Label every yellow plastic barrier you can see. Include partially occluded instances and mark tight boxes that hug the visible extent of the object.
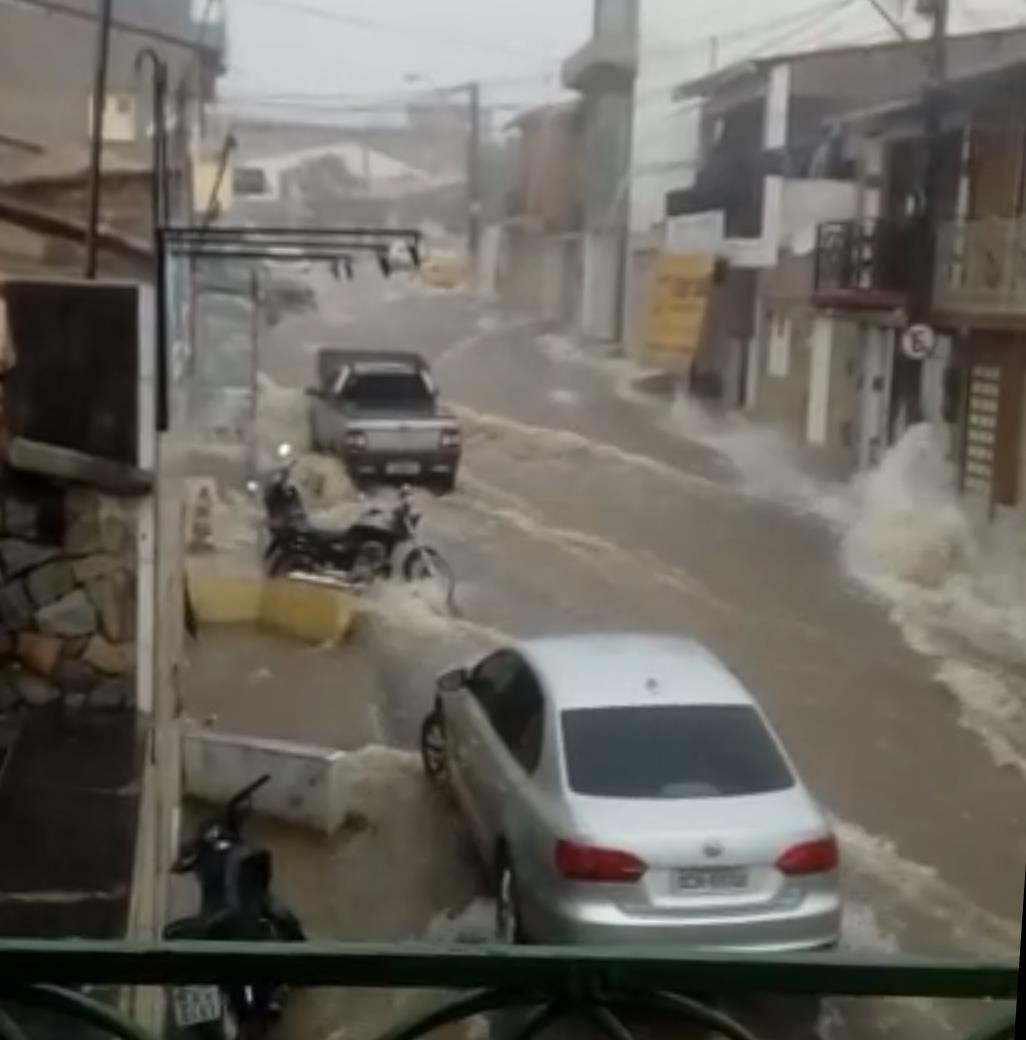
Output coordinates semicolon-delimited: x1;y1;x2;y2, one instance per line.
261;577;355;644
185;561;355;644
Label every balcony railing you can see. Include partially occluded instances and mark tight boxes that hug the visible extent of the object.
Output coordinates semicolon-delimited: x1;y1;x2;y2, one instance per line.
934;218;1026;316
813;219;916;310
0;941;1018;1040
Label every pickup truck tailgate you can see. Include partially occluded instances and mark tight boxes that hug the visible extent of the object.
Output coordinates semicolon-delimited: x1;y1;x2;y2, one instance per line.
362;423;442;453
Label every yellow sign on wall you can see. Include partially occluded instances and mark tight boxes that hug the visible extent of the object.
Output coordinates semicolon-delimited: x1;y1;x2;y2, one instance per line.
645;253;715;358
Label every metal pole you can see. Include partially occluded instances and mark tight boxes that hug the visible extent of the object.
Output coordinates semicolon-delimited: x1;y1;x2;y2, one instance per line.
202;133;237;228
248;267;260;478
904;0;948;421
137;49;171;430
466;81;482;290
85;0;114;278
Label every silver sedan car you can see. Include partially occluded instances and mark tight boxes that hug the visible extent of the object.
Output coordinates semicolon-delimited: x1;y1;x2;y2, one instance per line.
420;634;841;950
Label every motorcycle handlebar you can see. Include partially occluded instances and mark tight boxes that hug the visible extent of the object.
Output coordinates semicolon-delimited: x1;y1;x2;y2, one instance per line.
227;774;271;814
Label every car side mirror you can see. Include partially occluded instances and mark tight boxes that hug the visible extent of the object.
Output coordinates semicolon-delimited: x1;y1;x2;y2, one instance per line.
437;668;468;693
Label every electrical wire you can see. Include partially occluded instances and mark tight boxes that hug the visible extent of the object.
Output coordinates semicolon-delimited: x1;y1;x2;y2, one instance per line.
228;0;551;59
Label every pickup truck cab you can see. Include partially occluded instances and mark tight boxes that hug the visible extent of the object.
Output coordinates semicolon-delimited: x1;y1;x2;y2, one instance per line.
307;349;461;493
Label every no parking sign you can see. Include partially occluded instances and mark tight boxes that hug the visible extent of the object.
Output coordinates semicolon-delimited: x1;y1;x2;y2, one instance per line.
901;323;937;361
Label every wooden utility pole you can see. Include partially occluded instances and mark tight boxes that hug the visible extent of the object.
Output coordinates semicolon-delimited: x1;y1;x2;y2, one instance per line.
466;81;482;290
248;267;261;478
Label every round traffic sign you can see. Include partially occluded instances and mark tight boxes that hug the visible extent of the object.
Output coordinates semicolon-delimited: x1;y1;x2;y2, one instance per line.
901;323;936;361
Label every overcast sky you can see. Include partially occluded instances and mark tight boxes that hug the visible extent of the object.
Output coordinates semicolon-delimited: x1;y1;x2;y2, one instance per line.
223;0;592;108
221;0;1026;122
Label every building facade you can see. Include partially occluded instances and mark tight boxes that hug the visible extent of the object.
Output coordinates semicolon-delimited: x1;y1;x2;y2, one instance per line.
498;101;583;324
819;50;1026;513
561;0;638;343
659;28;1026;477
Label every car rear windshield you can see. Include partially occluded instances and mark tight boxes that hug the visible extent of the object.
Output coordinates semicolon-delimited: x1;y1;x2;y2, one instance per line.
340;371;433;411
561;705;794;799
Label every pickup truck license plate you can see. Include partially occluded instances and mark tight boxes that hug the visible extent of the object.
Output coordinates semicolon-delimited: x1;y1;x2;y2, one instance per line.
172;986;222;1027
676;867;748;892
386;461;421;476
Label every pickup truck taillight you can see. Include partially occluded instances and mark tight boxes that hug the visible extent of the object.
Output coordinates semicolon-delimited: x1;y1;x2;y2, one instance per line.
344;430;368;451
439;428;461;450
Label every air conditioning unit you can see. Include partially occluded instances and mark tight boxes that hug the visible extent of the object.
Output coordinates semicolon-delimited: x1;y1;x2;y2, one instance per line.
86;93;138;143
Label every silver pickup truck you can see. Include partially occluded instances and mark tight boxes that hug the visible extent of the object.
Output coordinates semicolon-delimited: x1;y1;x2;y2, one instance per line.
307;349;462;492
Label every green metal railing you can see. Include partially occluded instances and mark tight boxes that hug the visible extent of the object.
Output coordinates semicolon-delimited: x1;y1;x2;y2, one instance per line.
0;941;1019;1040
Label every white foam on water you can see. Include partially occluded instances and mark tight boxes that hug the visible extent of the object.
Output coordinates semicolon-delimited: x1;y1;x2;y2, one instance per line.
455;404;724;497
840;901;900;954
425;898;496;944
661;395;853;525
645;394;1026;774
256;371;308;463
456;469;719;609
335;744;423;823
839;426;1026;775
837;820;1020;956
547;388;580;408
475;314;504;334
362;579;508;650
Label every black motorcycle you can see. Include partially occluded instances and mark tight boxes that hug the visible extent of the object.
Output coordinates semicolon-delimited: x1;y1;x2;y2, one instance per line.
163;776;304;1040
260;446;452;592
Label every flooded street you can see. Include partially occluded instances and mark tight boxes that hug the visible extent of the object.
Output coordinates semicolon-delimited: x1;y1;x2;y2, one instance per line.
180;270;1023;1040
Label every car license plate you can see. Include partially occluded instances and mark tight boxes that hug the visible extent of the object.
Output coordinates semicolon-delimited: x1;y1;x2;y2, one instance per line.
386;461;421;476
676;867;748;892
172;986;222;1027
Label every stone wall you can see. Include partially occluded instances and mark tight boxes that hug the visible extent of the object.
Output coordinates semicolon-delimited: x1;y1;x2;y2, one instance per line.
0;475;136;713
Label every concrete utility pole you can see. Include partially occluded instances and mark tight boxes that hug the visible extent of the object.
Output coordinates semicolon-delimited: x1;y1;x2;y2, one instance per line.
85;0;114;278
248;267;261;478
404;75;483;285
912;0;949;322
894;0;948;427
466;80;482;290
918;0;952;303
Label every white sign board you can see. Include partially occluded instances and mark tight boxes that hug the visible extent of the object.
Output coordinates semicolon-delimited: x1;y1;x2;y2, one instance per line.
666;211;724;254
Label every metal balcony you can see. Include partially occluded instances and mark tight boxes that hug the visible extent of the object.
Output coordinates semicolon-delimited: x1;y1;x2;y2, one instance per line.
0;940;1018;1040
934;217;1026;317
812;219;916;311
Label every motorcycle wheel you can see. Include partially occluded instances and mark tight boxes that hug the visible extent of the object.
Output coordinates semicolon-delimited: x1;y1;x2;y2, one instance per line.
402;546;448;582
420;710;449;784
351;541;389;583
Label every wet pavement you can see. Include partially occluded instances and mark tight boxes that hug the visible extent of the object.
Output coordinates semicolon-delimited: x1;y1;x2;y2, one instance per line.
182;269;1023;1040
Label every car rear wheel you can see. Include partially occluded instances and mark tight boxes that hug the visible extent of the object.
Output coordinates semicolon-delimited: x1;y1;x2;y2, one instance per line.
495;851;525;944
420;711;448;784
434;472;456;495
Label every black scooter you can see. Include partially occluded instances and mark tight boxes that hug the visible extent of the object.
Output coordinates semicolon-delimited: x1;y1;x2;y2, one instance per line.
163;776;304;1040
260;444;451;590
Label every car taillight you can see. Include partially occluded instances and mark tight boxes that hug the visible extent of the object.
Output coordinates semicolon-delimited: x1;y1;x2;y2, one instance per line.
555;840;647;883
776;837;838;876
345;430;368;451
439;427;461;449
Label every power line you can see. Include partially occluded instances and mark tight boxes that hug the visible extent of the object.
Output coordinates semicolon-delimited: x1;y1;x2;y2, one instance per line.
862;0;912;38
0;0;219;54
222;71;563;106
641;0;854;57
231;0;549;59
